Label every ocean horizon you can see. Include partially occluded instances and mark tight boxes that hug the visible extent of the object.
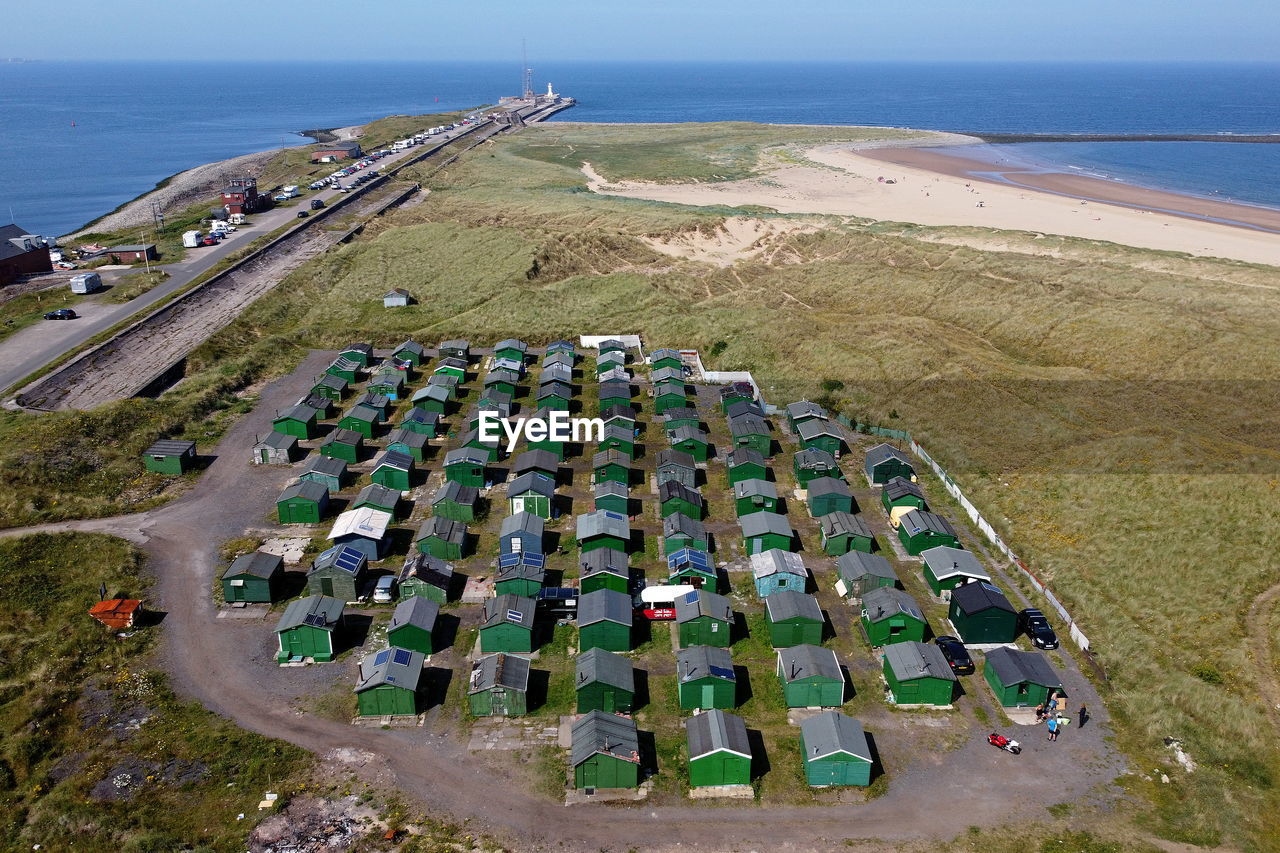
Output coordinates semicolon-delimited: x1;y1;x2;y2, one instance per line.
2;60;1278;236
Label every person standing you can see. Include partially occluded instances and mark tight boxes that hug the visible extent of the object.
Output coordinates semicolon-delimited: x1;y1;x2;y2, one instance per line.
1078;704;1089;728
1047;716;1060;742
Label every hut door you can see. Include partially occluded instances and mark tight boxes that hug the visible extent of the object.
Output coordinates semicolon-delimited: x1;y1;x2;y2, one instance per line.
491;690;507;716
321;578;334;596
702;684;716;708
602;689;615;713
260;449;270;464
511;497;525;515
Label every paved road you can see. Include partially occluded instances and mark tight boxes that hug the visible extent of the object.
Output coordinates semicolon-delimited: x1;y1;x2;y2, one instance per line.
0;120;484;394
2;352;1128;851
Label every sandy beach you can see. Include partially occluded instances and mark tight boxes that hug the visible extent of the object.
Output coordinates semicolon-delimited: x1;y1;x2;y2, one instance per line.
581;139;1280;267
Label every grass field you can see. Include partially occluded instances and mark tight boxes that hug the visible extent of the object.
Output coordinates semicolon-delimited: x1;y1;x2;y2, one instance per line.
3;120;1279;849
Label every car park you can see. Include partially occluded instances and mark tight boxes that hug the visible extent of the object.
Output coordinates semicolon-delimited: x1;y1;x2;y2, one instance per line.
933;635;975;674
44;308;77;320
1018;608;1060;649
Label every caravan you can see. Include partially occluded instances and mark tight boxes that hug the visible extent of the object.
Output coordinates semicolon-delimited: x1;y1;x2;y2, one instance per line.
69;272;103;294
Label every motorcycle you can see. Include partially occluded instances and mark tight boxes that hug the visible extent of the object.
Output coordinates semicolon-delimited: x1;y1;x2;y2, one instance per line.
987;732;1022;755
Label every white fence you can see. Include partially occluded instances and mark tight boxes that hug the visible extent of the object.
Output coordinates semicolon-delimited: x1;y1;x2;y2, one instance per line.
910;440;1092;652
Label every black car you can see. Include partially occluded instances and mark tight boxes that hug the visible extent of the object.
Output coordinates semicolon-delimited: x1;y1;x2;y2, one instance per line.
310;199;325;210
1018;608;1060;649
43;308;77;320
933;635;975;675
296;211;309;219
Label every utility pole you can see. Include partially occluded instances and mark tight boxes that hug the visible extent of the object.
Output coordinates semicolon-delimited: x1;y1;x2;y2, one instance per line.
522;39;533;101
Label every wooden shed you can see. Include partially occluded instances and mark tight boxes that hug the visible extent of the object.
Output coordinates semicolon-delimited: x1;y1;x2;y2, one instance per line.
337;403;381;440
686;710;753;788
668;547;717;589
764;590;825;647
984;647;1064;707
571;711;641;790
776;644;845;708
860;586;928;647
725;447;768;485
655;449;696;489
835;551;898;599
741;511;795;555
397;552;454;604
677;645;737;710
797;420;846;457
415;516;467;561
592;448;631;486
575;647;636;714
579;548;630;594
593;479;630;517
807;477;854;517
577;589;634;652
577;510;630;554
275;595;344;663
468;653;530;717
387;596;439;655
819;512;875;556
142;439;196;475
785;401;829;433
793;447;842;486
506;472;554;519
662;512;708;555
751;549;808;597
948;582;1018;644
921;546;991;597
675;589;733;648
443;448;487;487
272;403;319;439
659;480;703;520
221;551;283;603
728;413;771;457
799;711;872;787
306;544;368;602
896;510;961;556
733;478;778;516
319;429;362;464
431;480;478;523
494;552;546;598
253;431;299;465
668;425;710;462
371;449;414;491
501;512;545;556
881;476;927;512
479;594;536;653
864;443;915;484
355;647;423;717
301;455;347;492
883;641;957;706
327;507;392;562
276;479;329;524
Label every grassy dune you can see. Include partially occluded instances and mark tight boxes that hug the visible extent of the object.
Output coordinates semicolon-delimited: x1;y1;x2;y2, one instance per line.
1;121;1277;848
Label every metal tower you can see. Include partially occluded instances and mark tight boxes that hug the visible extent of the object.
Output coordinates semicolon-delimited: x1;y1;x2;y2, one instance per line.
521;40;534;100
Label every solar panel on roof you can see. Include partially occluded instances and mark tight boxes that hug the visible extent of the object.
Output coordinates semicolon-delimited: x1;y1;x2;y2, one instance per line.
392;648;413;666
373;649;391;667
524;552;545;569
708;665;735;680
601;510;625;521
507;609;524;623
303;612;328;628
980;582;1002;593
682;591;699;605
334;546;364;574
667;548;711;571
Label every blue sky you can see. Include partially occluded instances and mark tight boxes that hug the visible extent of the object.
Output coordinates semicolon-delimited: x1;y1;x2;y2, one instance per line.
4;0;1279;62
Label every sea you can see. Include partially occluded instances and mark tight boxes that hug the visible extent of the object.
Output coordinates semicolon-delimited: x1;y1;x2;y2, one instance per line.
2;61;1278;236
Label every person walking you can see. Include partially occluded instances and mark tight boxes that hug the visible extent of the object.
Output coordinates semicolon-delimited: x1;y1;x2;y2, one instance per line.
1047;716;1060;742
1078;704;1089;728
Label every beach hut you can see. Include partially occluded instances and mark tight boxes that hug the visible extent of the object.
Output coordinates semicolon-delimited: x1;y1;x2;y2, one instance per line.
725;447;768;486
580;548;630;594
652;366;685;388
387;597;439;655
984;647;1064;708
860;587;928;647
881;476;927;512
221;551;283;603
386;428;429;463
729;413;771;457
807;477;854;518
327;507;392;562
593;479;630;517
438;339;470;361
718;379;754;410
662;406;700;432
799;711;872;787
597;423;636;458
325;356;360;384
668;425;710;462
370;449;414;491
741;512;795;555
656;449;697;489
508;472;556;519
392;339;426;367
355;647;423;717
431;480;479;522
921;546;991;597
601;404;637;429
571;711;641;790
443;448;487;487
513;449;559;481
865;443;915;484
575;648;635;714
733;478;779;516
883;641;957;706
765;590;825;647
948;583;1018;644
577;589;633;652
319;429;363;464
415;516;467;561
654;387;688;415
751;549;808;597
275;595;344;663
596;351;626;375
460;428;501;463
776;644;845;708
537;380;573;411
276;480;329;525
339;342;373;367
367;368;406;400
835;551;898;599
142;439;196;475
397;552;454;604
541;361;573;385
398;408;441;438
896;510;961;555
592;448;631;486
311;373;348;401
793;447;842;486
301;455;347;492
306;544;367;602
576;510;630;554
479;594;536;653
598;380;633;413
494;338;528;364
494;552;546;598
675;589;734;649
668;547;716;589
662;513;708;555
353;483;399;519
819;512;875;556
483;368;520;399
686;710;753;788
412;384;451;415
659;480;703;520
786;401;829;433
468;653;530;717
677;645;737;710
649;348;682;371
797;420;846;457
434;357;468;381
271;403;319;440
500;512;545;557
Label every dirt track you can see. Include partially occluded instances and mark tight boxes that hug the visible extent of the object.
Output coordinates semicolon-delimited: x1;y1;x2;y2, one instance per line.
2;351;1128;852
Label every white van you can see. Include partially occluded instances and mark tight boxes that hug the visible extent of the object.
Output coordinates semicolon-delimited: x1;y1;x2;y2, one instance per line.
182;230;203;248
635;584;697;620
273;185;299;201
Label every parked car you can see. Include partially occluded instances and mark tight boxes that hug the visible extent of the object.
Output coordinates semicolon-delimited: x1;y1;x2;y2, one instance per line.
933;635;975;675
373;575;396;604
296;211;308;219
310;199;325;210
199;235;220;246
1018;608;1060;650
43;308;77;320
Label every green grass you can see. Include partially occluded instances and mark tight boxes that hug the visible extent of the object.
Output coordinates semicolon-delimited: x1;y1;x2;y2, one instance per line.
102;269;171;304
0;532;312;851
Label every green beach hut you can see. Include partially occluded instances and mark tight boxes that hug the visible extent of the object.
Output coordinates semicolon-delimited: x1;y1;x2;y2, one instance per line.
881;477;927;512
431;480;479;522
677;645;737;710
799;711;872;787
883;641;957;706
793;447;843;486
508;472;555;519
593;479;630;516
443;447;487;487
764;590;825;647
301;455;347;492
397;552;454;604
675;589;734;649
575;647;636;714
819;512;875;556
142;439;196;475
921;546;991;597
494;552;546;598
726;447;768;486
319;428;363;464
355;647;424;717
860;586;928;647
656;449;697;489
659;480;703;520
776;644;845;708
392;339;426;367
662;512;708;555
275;595;344;663
479;594;536;653
577;589;634;652
865;443;915;485
686;710;753;788
398;408;441;438
896;509;961;556
741;511;795;555
371;449;414;491
948;582;1018;644
733;478;779;516
412;384;451;415
415;516;467;561
468;653;530;717
579;548;630;595
221;551;283;604
797;420;846;458
983;647;1064;708
353;483;400;519
386;428;429;464
668;425;710;462
806;477;854;517
272;403;319;440
662;406;700;432
577;510;630;554
387;596;439;655
311;373;347;402
337;403;381;440
306;544;367;602
592;448;630;486
728;413;771;457
276;479;329;525
835;551;898;599
571;711;641;790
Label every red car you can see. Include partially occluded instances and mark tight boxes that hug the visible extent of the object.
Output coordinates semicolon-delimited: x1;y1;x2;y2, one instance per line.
200;235;220;246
